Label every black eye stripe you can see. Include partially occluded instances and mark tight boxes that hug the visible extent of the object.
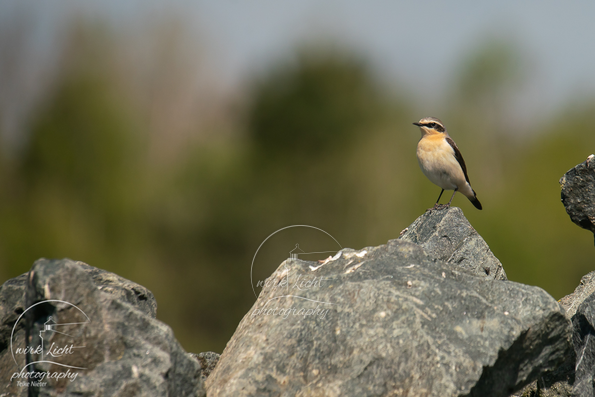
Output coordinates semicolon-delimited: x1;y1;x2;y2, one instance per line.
422;122;444;132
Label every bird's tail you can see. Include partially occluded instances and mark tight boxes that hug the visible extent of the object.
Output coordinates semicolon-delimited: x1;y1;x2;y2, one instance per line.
469;190;482;210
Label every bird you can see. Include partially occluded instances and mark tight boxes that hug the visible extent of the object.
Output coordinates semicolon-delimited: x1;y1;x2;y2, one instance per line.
413;117;482;210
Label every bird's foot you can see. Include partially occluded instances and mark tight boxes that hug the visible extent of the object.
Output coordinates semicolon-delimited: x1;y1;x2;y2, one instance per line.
428;203;450;212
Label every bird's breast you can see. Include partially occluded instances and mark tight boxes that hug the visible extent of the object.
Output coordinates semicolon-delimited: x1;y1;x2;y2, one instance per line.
417;135;465;190
416;135;453;170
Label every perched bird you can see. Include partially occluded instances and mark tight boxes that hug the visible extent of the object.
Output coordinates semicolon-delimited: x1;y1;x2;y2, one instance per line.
413;117;482;210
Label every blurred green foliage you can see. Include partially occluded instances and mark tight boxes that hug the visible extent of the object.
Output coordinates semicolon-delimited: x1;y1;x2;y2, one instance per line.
0;21;593;355
248;50;379;157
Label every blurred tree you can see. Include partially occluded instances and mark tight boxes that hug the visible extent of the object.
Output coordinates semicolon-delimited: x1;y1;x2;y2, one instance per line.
0;23;143;278
455;38;524;108
247;49;379;160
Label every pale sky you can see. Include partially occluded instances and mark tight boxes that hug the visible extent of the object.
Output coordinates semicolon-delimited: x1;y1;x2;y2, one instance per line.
2;1;595;136
189;1;595;114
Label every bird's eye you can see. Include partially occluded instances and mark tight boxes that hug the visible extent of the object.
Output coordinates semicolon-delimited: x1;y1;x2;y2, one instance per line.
429;123;436;128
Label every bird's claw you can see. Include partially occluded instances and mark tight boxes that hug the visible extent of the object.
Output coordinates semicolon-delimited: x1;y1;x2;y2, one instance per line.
428;203;450;212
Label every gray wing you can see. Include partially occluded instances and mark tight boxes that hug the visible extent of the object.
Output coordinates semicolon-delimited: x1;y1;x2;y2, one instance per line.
445;136;470;184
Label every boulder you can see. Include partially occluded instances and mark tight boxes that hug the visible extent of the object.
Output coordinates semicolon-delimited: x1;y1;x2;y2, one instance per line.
399;207;507;280
0;259;204;397
206;211;572;396
0;259;158;391
560;154;595;245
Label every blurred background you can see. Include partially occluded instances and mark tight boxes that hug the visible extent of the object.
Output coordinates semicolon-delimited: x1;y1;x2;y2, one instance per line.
1;1;594;354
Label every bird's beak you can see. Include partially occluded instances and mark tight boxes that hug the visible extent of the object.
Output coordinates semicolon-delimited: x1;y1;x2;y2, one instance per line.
412;122;421;126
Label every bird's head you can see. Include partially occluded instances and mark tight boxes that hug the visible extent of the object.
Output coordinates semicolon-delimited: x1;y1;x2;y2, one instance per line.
413;117;446;137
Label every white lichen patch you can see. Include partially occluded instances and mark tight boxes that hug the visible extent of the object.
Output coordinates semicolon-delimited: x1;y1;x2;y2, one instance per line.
345;262;365;274
342;249;368;260
309;263;325;271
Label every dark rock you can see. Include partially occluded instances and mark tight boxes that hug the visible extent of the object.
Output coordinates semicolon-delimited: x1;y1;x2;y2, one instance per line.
206;238;572;397
557;271;595;396
0;273;27;355
0;260;160;397
0;274;28;397
507;354;575;397
496;278;595;397
512;235;595;395
571;293;595;397
560;154;595;245
75;261;157;318
399;207;507;281
509;373;574;397
0;259;203;397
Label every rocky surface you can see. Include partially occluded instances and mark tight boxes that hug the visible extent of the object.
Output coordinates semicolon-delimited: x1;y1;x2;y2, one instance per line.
560;154;595;245
513;273;595;397
190;351;221;383
0;259;204;397
74;261;157;318
399;207;507;281
545;270;595;397
0;259;158;387
572;293;595;397
560;271;595;319
0;273;28;396
206;208;572;397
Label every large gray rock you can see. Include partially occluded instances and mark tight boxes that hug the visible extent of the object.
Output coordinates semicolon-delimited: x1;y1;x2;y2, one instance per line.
399;207;507;281
560;154;595;245
206;237;572;397
0;259;204;397
0;260;159;397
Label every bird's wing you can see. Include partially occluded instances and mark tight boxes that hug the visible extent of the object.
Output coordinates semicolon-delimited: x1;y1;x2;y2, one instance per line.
445;136;470;184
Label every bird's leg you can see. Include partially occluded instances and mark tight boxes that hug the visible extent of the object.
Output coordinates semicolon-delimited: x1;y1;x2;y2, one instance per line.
433;189;445;208
428;189;447;211
446;188;458;207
